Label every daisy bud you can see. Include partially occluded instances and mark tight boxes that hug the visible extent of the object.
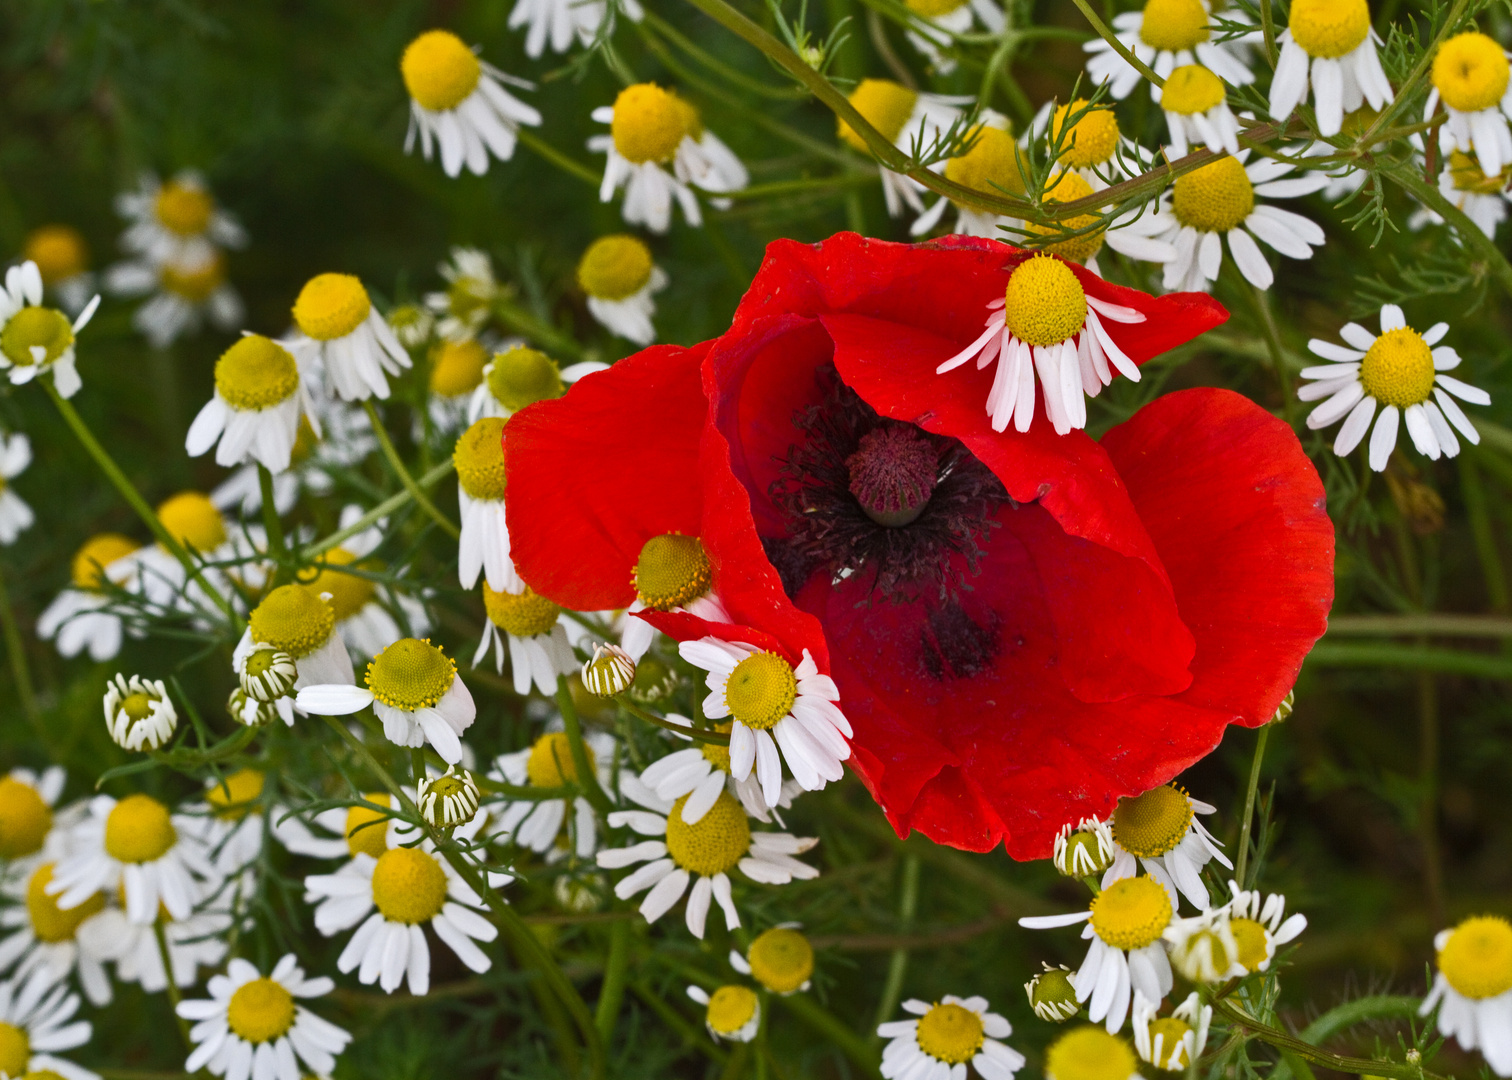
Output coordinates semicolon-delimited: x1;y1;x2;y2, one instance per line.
1026;963;1079;1022
418;766;480;828
103;674;178;751
1053;817;1114;876
227;687;279;728
1271;689;1295;724
583;642;636;697
1163;910;1245;984
239;643;297;702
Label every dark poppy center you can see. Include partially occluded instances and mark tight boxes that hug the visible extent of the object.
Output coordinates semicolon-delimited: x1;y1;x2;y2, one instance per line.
847;426;938;527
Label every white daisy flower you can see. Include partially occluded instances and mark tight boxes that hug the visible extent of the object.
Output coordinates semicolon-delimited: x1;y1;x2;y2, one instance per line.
1299;303;1490;470
910;120;1023;239
272;791;405;863
37;534;143;663
1424;32;1512;178
687;984;761;1043
1029;100;1160;190
510;0;643;57
1410;149;1512;237
21;226;96;317
0;860;113;1007
878;994;1025;1080
490;730;617;858
178;954;352;1080
582;642;637;697
730;925;814;995
307;506;431;660
427;339;490;432
232;584;356;726
77;902;232;993
639;717;799;825
903;0;1005;74
0;433;34;546
190;769;270;879
114;170;245;270
1222;880;1307;973
1053;817;1116;878
187;334;318;475
1025;965;1080;1023
417;767;480;829
1101;784;1231;910
0;965;100;1080
400;30;542;179
577;235;667;345
296;637;476;764
304;842;497;995
680;638;850;808
475;584;578;696
1133;992;1210;1072
1268;0;1391;137
465;344;604;424
622;533;730;661
0;768;69;867
453;416;519;594
596;786;818;939
425;247;503;343
1044;1026;1141;1080
1157;65;1240;156
838;79;968;217
1162;905;1244;984
0;262;97;398
1020;875;1176;1033
388;302;435;350
1421;915;1512;1076
1084;0;1256;99
589;83;750;233
102;674;179;752
104;252;242;349
287;273;410;402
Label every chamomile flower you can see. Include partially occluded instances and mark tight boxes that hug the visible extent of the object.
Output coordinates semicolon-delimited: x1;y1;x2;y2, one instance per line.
1425;32;1512;178
121;491;236;616
178;954;352;1080
427;339;490;431
838;79;968;217
1084;0;1256;100
1162;906;1244;983
401;30;542;179
1158;65;1240;156
687;983;762;1042
1146;152;1329;292
0;769;68;866
1268;0;1392;137
911;121;1025;239
1102;784;1230;910
1020;875;1176;1033
680;639;850;808
388;303;435;349
296;638;477;764
1054;817;1116;878
0;433;33;545
307;506;431;659
491;730;617;857
938;253;1146;435
288;273;411;402
232;585;355;724
878;995;1025;1080
0;965;100;1080
582;642;637;697
102;674;179;752
903;0;1005;75
1299;304;1490;470
1034;99;1159;191
454;416;519;593
115;171;245;270
730;925;814;995
1044;1027;1140;1080
1411;149;1512;237
0;262;97;398
211;403;369;517
466;344;604;423
590;83;749;233
425;248;503;343
37;534;142;662
1133;993;1210;1072
0;862;113;1007
21;226;96;317
194;769;270;877
623;533;730;661
640;718;799;824
78;902;232;993
304;842;497;995
578;235;667;345
104;252;243;349
597;787;819;938
272;791;401;863
187;335;317;474
475;584;577;696
1421;915;1512;1076
1026;965;1080;1022
510;0;643;57
1222;881;1307;972
417;767;480;829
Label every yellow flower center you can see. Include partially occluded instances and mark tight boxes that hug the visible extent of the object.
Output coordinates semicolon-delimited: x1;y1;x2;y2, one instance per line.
706;986;759;1034
1439;915;1512;999
227;977;297;1044
371;846;448;924
1146;1017;1195;1069
612;84;689;165
0;777;52;859
215;335;299;411
1288;0;1370;59
346;793;392;858
701;721;735;773
1172;155;1254;232
1004;254;1087;347
1025;172;1105;262
307;549;379;621
839;79;920;151
1052;102;1123;168
1111;784;1193;857
1161;65;1226;116
665;791;750;875
1;306;73;367
747;927;814;994
1047;1026;1139;1080
120;691;157;723
724;652;797;731
905;0;969;18
154;181;214;236
157;491;227;552
1230;917;1269;971
429;339;489;398
484;584;561;638
366;637;457;711
527;731;595;787
292;273;371;341
0;1021;28;1078
1434;32;1510;112
633;534;713;611
944;126;1027;200
161;255;225;302
917;1002;985;1065
454;416;509;500
1359;326;1435;408
104;793;177;864
70;533;138;591
1448;149;1512;193
578;235;655;301
487;345;564;413
1089;876;1172;950
23;226;88;283
401;30;481;112
1139;0;1210;51
26;864;105;943
206;769;265;821
249;584;336;659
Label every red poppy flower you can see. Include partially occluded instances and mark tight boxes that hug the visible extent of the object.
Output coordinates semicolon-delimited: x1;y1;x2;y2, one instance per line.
507;233;1334;859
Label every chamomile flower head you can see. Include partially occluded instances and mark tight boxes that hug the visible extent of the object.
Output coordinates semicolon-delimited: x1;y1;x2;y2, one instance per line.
0;262;97;398
1027;964;1081;1022
623;532;730;660
902;0;1005;75
0;965;99;1080
597;786;819;939
1421;915;1512;1076
22;226;95;317
0;769;67;864
238;645;298;704
583;642;637;697
1054;817;1115;878
187;334;315;474
424;247;503;343
578;235;667;345
37;534;141;663
838;79;969;217
178;954;352;1080
417;767;480;829
114;171;245;269
1158;65;1241;157
116;490;239;618
639;716;800;825
1299;304;1489;470
401;30;542;179
388;302;435;349
491;729;617;857
1020;875;1176;1033
0;434;34;546
679;638;851;809
475;583;577;697
272;791;400;863
193;768;269;877
1044;1026;1140;1080
687;984;761;1043
1269;0;1392;136
509;0;643;58
911;121;1026;239
1102;784;1230;910
0;860;113;1008
102;674;178;753
1413;148;1512;236
289;273;411;402
427;339;489;429
1223;881;1307;972
1162;906;1245;983
467;343;606;423
454;416;519;594
234;584;355;719
296;638;477;764
1084;0;1256;100
1133;993;1210;1072
878;994;1025;1080
937;253;1146;435
731;925;814;995
1425;32;1512;179
104;251;242;349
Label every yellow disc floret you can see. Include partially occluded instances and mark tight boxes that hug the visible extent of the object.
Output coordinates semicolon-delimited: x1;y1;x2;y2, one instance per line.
71;534;138;591
23;226;88;283
293;273;371;342
724;652;797;731
1046;1026;1139;1080
0;777;52;859
215;335;299;410
917;1002;985;1065
366;637;457;711
578;235;655;301
1438;915;1512;999
371;847;448;924
161;254;225;302
1;306;73;368
1230;917;1269;971
401;30;482;112
1111;784;1193;858
1051;101;1122;168
0;1021;28;1078
154;181;214;236
1146;1017;1195;1069
1004;254;1087;347
1288;0;1370;59
454;416;509;500
1172;155;1254;232
747;927;814;994
1025;172;1105;262
1433;32;1511;112
346;793;392;858
484;584;561;638
26;864;105;943
706;986;759;1034
157;491;227;552
612;84;688;165
249;584;336;659
839;79;920;151
665;791;750;875
526;731;595;787
206;769;266;821
1089;876;1172;950
227;977;297;1044
633;534;713;610
487;345;564;413
307;549;378;621
104;793;177;864
429;339;489;398
1160;65;1226;116
1359;327;1435;408
944;127;1027;201
1139;0;1210;51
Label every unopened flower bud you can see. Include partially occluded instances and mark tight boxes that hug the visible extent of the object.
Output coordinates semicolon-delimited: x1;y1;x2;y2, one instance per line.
240;644;297;702
1053;817;1113;877
1271;689;1294;724
418;766;480;828
104;674;178;751
583;642;636;697
1026;964;1079;1022
227;687;279;728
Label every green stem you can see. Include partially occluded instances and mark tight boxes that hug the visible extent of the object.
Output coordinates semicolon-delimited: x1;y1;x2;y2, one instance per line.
775;993;882;1079
301;460;454;559
1418;670;1446;927
515;128;602;186
1356;0;1472;147
617;697;731;744
556;676;613;816
1250;285;1297;425
0;564;41;736
1327;613;1512;636
1269;997;1427;1080
1306;641;1512;679
1259;0;1277;66
257;465;286;556
491;298;588;362
362;402;460;540
871;854;919;1040
1065;0;1164;86
1383;161;1512;301
596;919;631;1042
1235;725;1269;889
1211;999;1449;1080
1459;457;1510;612
153;922;195;1052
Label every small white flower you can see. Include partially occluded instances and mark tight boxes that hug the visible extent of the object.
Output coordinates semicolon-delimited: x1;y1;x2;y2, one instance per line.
1410;150;1512;237
103;253;242;350
418;767;481;829
1053;817;1116;878
78;902;232;993
21;225;96;318
37;534;142;663
730;925;814;995
577;235;667;346
0;262;97;398
509;0;643;58
1133;992;1211;1071
102;674;179;752
1025;964;1080;1023
1223;880;1307;972
474;584;577;697
839;79;969;217
1157;64;1240;157
903;0;1004;73
878;994;1024;1080
113;170;245;270
640;717;800;825
1421;915;1512;1077
582;642;637;697
687;984;761;1043
0;965;100;1080
1084;0;1257;100
0;857;114;1008
1102;784;1230;910
491;730;617;858
465;344;604;425
1162;906;1245;984
233;583;356;726
187;334;319;475
1424;32;1512;178
287;273;410;402
401;31;542;178
452;416;519;594
1268;0;1391;137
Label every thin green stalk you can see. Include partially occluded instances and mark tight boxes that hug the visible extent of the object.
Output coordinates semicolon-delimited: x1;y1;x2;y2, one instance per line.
0;564;41;736
556;676;613;815
1260;0;1277;66
641;11;809;99
1418;670;1446;927
870;854;920;1041
1250;285;1297;425
516;128;602;186
1269;997;1426;1080
1306;641;1512;679
595;919;631;1041
1211;998;1450;1080
302;460;454;559
1235;725;1269;889
775;993;882;1079
1065;0;1164;86
257;465;286;558
153;922;195;1052
362;402;460;540
491;298;588;361
1327;613;1512;636
617;697;731;744
1459;456;1510;612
